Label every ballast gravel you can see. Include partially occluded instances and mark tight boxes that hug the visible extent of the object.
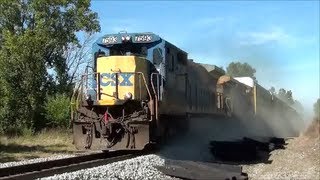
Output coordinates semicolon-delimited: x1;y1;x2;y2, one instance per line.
0;154;76;169
40;154;178;180
242;136;320;180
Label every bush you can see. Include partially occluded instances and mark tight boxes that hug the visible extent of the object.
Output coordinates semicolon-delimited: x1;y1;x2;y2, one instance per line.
44;94;70;128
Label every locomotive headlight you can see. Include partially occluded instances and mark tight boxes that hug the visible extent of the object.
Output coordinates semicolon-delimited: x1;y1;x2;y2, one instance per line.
85;94;92;101
124;92;133;100
125;36;130;41
121;36;125;41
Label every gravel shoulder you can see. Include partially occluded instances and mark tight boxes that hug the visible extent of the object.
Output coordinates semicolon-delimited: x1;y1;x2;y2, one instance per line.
242;121;320;180
0;154;76;168
40;154;178;180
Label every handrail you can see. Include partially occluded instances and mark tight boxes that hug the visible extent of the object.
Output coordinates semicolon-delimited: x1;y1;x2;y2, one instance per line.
72;71;156;124
109;71;152;101
70;77;83;126
151;73;159;120
76;71;153;102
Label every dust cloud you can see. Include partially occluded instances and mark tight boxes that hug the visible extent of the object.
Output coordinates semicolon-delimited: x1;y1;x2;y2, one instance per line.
231;105;304;138
158;110;304;162
158;117;252;162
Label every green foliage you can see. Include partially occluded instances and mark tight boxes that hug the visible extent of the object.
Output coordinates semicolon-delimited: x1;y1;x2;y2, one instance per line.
0;30;47;133
21;127;35;137
0;0;100;135
44;94;70;128
277;88;294;105
226;62;256;80
314;98;320;118
269;86;276;95
271;87;304;115
293;100;304;115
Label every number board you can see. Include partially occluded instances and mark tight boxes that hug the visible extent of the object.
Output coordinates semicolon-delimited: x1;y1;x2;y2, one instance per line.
102;36;118;44
134;35;152;42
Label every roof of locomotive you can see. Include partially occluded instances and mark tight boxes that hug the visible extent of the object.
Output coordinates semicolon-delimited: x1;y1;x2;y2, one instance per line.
198;63;225;74
234;77;255;87
94;32;188;55
217;75;255;89
95;32;160;45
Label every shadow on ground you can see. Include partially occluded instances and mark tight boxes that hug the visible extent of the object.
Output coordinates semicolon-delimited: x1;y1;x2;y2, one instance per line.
158;136;279;166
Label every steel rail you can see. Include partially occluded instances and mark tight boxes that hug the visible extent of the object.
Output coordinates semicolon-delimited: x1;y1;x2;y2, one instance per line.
0;151;146;180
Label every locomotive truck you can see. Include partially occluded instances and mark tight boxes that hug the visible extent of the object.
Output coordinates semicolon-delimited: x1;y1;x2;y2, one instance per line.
71;32;301;151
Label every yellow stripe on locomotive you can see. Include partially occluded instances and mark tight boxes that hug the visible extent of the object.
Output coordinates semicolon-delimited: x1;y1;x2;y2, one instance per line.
96;56;149;105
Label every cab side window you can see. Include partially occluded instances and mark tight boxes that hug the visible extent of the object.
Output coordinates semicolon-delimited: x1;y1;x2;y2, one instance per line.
153;48;163;66
166;48;175;72
141;46;148;56
177;52;187;65
170;55;175;72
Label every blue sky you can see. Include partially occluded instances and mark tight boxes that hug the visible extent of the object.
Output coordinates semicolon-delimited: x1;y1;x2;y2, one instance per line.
90;1;319;117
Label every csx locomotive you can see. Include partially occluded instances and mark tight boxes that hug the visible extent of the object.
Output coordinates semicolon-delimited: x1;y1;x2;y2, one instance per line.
71;32;301;151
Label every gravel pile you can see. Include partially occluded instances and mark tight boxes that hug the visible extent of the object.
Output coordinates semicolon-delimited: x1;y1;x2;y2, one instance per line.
0;154;76;169
40;154;178;180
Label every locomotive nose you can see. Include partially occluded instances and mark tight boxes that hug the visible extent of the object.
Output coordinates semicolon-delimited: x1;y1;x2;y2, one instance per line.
95;56;150;105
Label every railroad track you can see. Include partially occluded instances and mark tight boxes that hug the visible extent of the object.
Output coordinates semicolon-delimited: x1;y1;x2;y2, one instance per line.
0;150;147;180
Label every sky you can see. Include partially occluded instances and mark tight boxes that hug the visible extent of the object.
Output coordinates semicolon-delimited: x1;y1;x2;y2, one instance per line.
90;0;319;117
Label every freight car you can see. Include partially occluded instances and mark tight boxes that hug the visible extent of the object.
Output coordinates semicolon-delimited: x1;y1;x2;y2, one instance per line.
71;32;300;151
217;75;302;137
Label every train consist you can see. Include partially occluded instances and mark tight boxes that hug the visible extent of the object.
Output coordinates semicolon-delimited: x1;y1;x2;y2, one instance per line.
71;32;301;151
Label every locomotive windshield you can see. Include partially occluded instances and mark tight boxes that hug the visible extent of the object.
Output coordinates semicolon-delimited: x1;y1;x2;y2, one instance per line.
108;43;148;57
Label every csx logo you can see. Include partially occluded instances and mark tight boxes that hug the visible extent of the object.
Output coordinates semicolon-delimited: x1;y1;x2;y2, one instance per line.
100;73;133;86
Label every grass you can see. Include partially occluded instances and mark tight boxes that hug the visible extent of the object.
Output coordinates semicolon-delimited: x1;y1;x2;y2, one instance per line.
0;128;77;163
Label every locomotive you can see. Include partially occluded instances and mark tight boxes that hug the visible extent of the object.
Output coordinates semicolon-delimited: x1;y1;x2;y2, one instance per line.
71;32;301;151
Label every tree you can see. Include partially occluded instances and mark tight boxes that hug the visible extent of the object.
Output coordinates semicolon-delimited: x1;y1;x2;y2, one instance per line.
270;87;303;115
277;88;295;105
48;33;96;96
226;62;256;80
44;93;70;128
285;90;294;105
293;100;304;115
314;98;320;119
0;0;100;134
269;86;276;95
278;88;287;102
66;33;95;93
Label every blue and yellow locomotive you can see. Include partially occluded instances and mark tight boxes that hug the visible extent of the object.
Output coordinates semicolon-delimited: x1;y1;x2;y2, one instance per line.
71;32;301;151
71;32;226;150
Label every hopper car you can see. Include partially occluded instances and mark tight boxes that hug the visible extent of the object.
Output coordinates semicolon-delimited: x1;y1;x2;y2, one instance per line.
71;32;301;151
217;76;302;137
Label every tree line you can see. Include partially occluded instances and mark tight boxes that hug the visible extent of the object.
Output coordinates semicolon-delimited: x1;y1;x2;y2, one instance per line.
0;1;318;136
0;0;100;135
